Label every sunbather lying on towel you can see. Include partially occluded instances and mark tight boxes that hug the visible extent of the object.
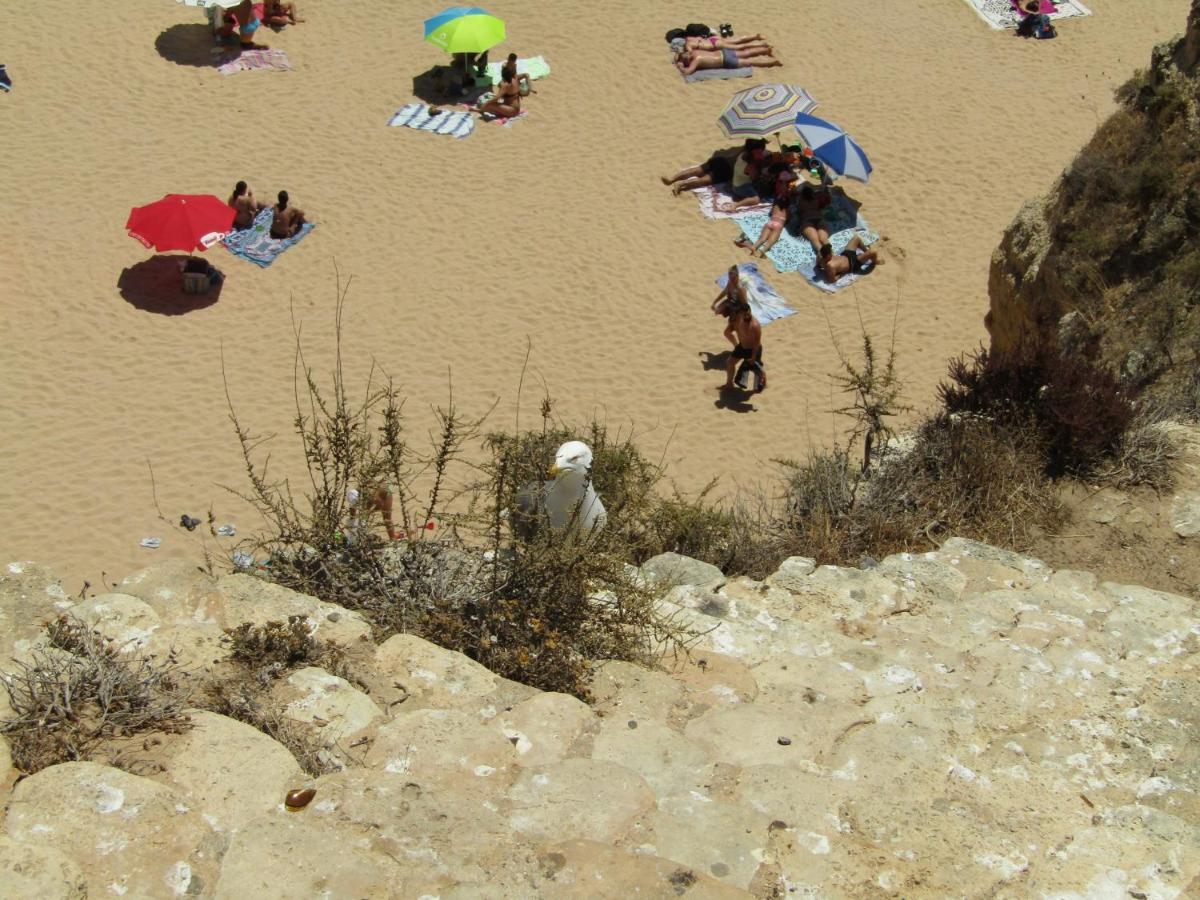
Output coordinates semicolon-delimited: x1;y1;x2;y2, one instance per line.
661;139;767;196
665;29;772;53
815;235;883;283
792;183;833;253
745;184;795;259
271;190;307;238
674;47;780;76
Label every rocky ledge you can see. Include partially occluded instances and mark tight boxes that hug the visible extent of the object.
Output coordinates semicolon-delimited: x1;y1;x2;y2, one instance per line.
0;537;1196;898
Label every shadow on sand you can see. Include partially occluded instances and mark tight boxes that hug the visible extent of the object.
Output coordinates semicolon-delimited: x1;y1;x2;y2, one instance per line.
155;23;221;68
118;256;223;315
701;352;758;413
411;65;492;107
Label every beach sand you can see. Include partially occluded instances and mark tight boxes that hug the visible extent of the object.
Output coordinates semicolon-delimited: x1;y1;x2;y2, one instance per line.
0;0;1189;587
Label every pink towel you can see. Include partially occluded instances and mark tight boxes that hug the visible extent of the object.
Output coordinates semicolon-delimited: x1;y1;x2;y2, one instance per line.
1011;0;1057;15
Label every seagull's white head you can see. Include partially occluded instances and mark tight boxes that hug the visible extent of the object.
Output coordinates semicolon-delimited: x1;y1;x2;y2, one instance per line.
548;440;594;479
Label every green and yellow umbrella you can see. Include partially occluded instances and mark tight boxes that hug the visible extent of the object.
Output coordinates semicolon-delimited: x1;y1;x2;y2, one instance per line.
424;9;506;54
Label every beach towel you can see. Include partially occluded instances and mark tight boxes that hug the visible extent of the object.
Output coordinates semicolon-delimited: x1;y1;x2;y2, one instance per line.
684;66;753;83
216;48;292;75
485;55;551;85
714;263;795;326
734;194;878;289
691;185;772;220
222;208;314;268
960;0;1091;29
388;103;475;139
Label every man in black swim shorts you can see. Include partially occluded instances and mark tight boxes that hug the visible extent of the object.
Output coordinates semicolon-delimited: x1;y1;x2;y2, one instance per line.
815;235;884;284
661;150;738;195
720;300;763;391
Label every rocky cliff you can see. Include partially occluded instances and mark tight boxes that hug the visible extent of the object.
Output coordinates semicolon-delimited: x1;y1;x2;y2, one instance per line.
0;537;1196;898
988;1;1200;408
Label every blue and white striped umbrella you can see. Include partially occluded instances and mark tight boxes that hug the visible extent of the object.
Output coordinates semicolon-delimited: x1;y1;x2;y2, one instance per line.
424;6;488;39
793;112;873;183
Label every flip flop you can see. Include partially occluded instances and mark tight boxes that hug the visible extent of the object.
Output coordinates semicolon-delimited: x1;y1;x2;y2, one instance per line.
140;537;162;549
217;524;237;537
180;515;201;532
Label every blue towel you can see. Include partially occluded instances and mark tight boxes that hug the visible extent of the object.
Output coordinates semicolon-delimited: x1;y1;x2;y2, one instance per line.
714;263;795;326
222;209;314;268
735;195;878;285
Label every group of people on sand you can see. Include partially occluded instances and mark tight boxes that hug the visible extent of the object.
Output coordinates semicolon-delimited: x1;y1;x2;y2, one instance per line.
665;26;781;74
217;0;303;51
432;52;532;119
227;182;307;238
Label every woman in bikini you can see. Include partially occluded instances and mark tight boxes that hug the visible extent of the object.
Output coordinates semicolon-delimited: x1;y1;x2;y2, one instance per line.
227;181;266;229
747;184;795;258
270;190;306;238
475;69;521;119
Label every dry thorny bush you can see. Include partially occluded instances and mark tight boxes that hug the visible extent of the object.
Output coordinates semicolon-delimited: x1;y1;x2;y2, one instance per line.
0;616;191;775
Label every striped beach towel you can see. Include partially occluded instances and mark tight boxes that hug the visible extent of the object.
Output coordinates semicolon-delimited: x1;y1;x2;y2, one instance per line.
388;103;475;139
222;209;314;268
960;0;1092;29
715;263;795;326
217;49;292;75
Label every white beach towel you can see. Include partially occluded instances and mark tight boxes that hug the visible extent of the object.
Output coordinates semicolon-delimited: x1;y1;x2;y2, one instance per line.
960;0;1092;30
692;186;772;220
715;263;796;326
388;103;475;139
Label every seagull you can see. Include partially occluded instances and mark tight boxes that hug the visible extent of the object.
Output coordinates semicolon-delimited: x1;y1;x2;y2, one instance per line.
513;440;607;538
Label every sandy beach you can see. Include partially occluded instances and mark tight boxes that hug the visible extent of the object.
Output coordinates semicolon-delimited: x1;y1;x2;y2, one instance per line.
0;0;1189;587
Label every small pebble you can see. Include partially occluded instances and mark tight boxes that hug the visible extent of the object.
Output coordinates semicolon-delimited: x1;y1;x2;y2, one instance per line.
777;736;792;746
285;788;316;811
627;720;638;730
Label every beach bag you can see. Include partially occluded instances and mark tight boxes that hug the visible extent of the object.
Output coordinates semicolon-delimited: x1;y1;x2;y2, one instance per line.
685;23;712;37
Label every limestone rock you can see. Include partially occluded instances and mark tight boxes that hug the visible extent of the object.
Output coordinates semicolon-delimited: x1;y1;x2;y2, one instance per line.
365;707;517;788
371;632;499;712
640;552;725;589
591;716;714;800
0;561;71;663
536;840;754;899
214;812;399;899
492;691;594;767
623;796;772;890
0;734;14;795
507;758;655;843
4;761;219;898
145;621;230;671
216;574;371;647
306;768;537;896
590;659;685;722
154;710;304;831
684;702;867;770
764;555;816;591
117;559;222;626
272;666;383;746
65;593;161;653
1171;490;1200;537
0;834;87;899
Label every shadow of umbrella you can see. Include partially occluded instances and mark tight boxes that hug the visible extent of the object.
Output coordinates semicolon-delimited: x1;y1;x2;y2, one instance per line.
155;23;220;68
118;255;222;315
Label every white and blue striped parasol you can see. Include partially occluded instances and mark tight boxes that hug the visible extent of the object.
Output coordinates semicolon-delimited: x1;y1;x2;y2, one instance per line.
793;112;873;183
718;84;817;139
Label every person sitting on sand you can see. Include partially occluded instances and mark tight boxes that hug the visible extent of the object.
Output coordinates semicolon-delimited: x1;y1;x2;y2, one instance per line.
262;0;303;26
815;235;883;283
674;47;780;76
228;181;266;229
720;298;763;391
234;1;269;49
475;68;521;118
501;53;533;95
271;190;306;238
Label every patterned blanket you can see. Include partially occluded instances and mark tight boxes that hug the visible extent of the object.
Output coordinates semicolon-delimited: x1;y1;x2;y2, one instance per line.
222;208;314;268
734;194;878;291
388;103;475;139
960;0;1092;29
714;263;795;326
217;49;292;75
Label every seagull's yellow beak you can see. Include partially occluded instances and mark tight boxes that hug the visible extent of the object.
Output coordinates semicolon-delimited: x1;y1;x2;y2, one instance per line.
547;464;561;478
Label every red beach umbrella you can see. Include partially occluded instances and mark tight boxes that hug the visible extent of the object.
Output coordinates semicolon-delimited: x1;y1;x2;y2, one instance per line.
126;194;235;253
